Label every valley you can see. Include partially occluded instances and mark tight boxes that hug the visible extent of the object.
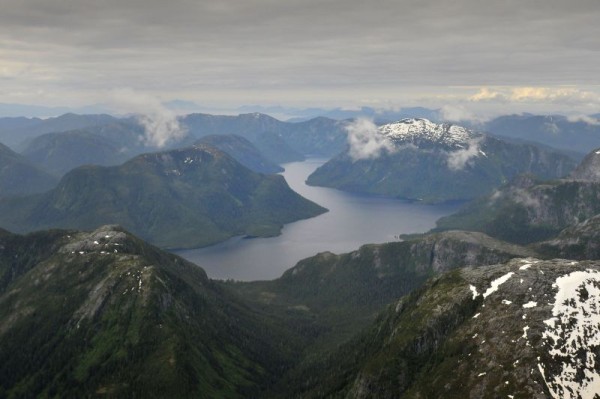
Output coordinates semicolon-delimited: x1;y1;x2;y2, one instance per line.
3;2;600;397
2;109;600;399
176;158;460;280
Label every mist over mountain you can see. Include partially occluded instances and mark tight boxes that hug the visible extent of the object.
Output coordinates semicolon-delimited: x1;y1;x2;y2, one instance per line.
307;118;577;203
435;148;600;245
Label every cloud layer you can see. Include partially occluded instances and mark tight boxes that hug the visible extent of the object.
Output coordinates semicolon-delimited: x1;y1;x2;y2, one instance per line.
1;0;599;111
108;88;187;148
346;119;395;161
446;137;483;170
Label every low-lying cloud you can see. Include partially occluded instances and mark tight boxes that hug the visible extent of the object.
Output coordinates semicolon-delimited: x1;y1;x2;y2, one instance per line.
346;118;395;161
446;137;483;170
567;115;600;126
108;88;187;148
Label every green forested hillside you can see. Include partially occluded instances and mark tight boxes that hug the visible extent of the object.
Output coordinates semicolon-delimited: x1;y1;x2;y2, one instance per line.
0;145;326;248
0;225;309;398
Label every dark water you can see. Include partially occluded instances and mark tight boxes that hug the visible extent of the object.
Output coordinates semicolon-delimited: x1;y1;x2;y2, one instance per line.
175;159;460;281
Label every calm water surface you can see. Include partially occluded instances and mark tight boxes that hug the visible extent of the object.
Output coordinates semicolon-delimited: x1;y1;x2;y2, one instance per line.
175;159;460;281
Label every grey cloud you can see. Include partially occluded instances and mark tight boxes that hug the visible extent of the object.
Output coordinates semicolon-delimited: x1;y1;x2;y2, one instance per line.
108;88;187;148
346;118;395;161
1;0;600;107
446;137;484;171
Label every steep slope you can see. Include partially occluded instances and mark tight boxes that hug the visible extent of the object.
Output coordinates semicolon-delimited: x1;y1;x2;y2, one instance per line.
282;258;600;399
436;147;600;244
228;231;535;349
0;142;58;197
195;134;284;173
0;145;326;248
435;176;600;244
569;147;600;181
0;225;305;398
533;214;600;260
307;118;576;203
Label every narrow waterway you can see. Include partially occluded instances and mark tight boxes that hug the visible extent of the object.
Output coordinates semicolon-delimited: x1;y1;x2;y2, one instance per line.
175;159;460;281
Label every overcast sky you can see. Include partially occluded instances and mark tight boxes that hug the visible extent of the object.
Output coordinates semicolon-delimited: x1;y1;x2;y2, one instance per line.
1;0;599;118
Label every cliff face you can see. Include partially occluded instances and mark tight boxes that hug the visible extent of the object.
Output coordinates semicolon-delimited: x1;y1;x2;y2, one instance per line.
289;258;600;399
569;147;600;182
437;147;600;244
436;178;600;244
534;214;600;260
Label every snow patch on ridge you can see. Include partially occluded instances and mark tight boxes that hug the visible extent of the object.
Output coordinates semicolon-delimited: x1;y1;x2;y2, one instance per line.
378;118;484;170
538;270;600;399
379;118;474;147
483;272;515;299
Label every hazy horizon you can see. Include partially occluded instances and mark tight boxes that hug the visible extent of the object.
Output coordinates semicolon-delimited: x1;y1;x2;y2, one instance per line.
1;0;599;121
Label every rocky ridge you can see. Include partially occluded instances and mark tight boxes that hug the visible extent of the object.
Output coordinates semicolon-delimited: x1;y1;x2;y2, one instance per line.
285;258;600;399
379;118;478;149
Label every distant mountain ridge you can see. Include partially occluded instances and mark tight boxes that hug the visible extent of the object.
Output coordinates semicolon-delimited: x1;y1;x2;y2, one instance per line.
484;113;600;154
181;112;348;160
195;134;284;174
19;122;150;176
0;142;58;197
0;113;120;150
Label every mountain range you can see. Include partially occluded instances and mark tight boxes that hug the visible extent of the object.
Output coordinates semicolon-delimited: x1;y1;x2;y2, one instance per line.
283;257;600;398
483;114;600;155
181;112;348;160
4;110;600;398
307;118;577;203
3;218;600;397
0;145;325;248
0;142;58;197
0;113;120;150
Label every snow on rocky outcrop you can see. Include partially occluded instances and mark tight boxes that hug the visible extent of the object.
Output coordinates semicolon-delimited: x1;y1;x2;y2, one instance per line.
378;118;478;149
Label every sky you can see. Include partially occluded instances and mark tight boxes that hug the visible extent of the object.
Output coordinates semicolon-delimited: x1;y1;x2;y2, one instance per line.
1;0;600;119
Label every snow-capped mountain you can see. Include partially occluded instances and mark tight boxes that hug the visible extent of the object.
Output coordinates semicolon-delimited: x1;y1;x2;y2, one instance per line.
307;118;577;203
379;118;478;149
